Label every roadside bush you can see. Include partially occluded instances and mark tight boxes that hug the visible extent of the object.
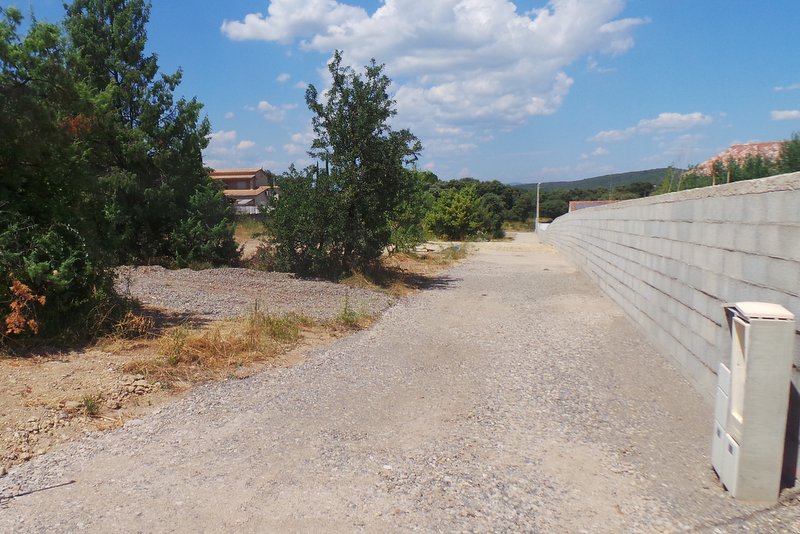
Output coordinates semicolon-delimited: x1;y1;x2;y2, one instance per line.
479;192;506;239
425;186;486;240
0;215;117;344
778;132;800;173
171;184;240;268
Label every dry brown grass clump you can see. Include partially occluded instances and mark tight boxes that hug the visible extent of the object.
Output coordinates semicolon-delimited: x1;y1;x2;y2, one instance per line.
122;307;314;384
341;247;467;297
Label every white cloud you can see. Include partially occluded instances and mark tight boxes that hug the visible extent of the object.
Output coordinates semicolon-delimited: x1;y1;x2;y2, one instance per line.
774;83;800;92
224;111;235;119
590;126;637;142
283;129;316;156
590;112;713;142
771;110;800;121
221;1;369;44
204;131;264;168
277;72;291;82
222;0;646;134
208;130;237;143
587;56;614;73
254;100;297;122
290;131;315;145
638;112;712;131
580;146;609;160
294;81;308;90
283;143;304;155
425;138;478;154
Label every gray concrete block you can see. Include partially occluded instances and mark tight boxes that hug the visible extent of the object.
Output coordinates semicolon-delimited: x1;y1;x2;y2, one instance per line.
544;172;799;410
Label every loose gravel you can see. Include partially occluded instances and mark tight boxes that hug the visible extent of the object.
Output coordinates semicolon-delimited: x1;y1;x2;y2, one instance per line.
2;234;800;532
114;265;395;321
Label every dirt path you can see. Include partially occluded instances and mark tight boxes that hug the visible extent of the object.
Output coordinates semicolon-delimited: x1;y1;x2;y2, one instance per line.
2;233;799;532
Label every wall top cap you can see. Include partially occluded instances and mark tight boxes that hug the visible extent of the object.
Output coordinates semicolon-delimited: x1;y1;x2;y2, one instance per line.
724;302;795;321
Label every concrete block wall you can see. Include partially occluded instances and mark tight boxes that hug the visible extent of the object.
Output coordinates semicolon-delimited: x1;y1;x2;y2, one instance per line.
541;172;800;476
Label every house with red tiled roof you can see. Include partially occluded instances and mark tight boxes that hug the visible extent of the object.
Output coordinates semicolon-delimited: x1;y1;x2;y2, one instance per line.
695;141;783;175
210;168;278;214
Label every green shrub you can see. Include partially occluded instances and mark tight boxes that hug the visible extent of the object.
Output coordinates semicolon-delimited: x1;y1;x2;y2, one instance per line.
425;186;486;240
0;215;118;344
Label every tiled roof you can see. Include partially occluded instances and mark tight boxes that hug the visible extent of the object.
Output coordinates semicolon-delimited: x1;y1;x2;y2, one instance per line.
221;186;272;198
211;169;262;181
568;200;619;212
695;141;783;174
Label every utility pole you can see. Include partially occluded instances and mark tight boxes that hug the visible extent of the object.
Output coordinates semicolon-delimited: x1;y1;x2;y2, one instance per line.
535;182;541;233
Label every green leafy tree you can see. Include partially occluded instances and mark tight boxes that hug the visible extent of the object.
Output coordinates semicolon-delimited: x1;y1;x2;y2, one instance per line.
425;185;486;240
268;166;347;275
740;154;775;180
270;51;421;275
63;0;236;266
171;183;239;268
537;195;569;220
508;191;535;222
778;132;800;173
388;170;435;253
479;192;506;238
0;8;114;342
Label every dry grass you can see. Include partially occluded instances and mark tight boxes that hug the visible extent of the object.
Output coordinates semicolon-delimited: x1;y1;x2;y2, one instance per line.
503;220;535;232
324;295;376;332
234;217;264;243
341;246;468;297
122;307;315;384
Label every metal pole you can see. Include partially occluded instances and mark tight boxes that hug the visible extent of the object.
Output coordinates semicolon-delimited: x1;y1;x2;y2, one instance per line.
535;182;541;232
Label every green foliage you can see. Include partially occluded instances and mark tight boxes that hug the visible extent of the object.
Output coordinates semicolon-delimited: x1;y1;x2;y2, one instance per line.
425;186;486;240
532;179;656;220
0;213;115;342
389;170;435;252
0;3;235;344
63;0;235;267
268;166;346;275
537;195;569;220
269;51;421;275
171;184;240;268
778;132;800;173
82;395;101;417
519;168;674;192
508;191;535;222
479;193;506;239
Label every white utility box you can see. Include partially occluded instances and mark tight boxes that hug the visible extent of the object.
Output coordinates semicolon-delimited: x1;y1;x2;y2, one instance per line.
712;302;796;502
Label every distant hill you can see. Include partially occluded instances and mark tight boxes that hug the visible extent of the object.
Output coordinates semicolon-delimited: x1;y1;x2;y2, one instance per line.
514;168;678;191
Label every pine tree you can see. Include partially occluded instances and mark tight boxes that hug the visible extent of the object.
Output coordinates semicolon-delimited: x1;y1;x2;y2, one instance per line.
63;0;237;266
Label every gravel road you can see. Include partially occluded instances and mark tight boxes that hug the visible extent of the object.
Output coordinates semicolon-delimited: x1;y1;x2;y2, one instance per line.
2;233;800;532
115;265;395;321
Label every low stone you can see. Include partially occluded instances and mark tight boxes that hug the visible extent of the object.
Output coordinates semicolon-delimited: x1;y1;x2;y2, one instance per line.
106;400;121;410
64;401;81;411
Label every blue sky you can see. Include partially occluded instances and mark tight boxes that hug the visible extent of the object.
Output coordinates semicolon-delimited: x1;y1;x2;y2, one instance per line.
12;0;800;184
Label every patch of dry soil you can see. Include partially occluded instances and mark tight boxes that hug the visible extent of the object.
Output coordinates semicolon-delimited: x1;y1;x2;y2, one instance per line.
0;263;396;474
